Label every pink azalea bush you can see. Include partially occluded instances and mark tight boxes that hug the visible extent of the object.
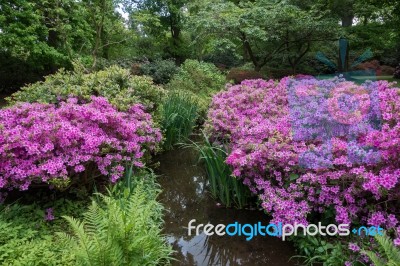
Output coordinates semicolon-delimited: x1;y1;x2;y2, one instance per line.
0;96;161;191
205;77;400;235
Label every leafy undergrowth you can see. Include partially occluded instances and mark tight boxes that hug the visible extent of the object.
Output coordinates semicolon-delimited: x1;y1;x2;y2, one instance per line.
0;197;87;265
0;169;172;266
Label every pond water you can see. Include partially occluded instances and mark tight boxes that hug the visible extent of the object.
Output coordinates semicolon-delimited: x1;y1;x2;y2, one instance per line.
156;147;299;266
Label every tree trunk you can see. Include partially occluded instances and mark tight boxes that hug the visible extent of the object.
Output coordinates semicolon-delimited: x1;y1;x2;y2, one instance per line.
101;28;109;60
341;14;354;27
240;32;260;71
288;42;311;75
91;0;106;69
169;9;183;63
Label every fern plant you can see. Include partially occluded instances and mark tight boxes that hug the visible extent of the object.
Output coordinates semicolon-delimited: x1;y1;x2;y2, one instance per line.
362;233;400;266
59;180;172;266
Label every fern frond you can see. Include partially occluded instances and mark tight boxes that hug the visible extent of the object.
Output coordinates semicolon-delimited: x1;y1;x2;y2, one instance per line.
375;234;400;263
361;250;386;266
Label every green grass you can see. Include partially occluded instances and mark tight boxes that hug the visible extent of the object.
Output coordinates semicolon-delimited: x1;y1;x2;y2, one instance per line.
161;90;199;150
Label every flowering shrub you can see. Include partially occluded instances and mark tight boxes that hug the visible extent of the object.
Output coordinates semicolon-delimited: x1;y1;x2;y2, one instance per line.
354;60;381;75
205;77;400;235
0;97;161;191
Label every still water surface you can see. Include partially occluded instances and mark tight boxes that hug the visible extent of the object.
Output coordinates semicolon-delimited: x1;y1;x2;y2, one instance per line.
156;147;298;266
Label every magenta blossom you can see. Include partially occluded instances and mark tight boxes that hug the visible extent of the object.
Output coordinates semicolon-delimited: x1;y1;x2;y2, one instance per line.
205;78;400;228
0;96;161;190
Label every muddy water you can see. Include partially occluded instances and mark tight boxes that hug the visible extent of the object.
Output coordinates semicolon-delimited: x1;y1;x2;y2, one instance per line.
155;147;299;266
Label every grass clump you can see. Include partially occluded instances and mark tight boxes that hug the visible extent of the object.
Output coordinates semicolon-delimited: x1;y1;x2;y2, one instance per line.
161;91;199;150
188;133;251;209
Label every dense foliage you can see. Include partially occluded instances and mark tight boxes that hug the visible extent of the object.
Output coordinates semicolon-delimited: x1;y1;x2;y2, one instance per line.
0;0;126;90
60;170;172;265
0;170;171;265
1;0;400;264
0;97;161;191
189;0;339;72
167;60;226;114
0;198;87;265
1;0;399;92
7;66;165;114
361;233;400;266
140;59;179;85
205;77;400;236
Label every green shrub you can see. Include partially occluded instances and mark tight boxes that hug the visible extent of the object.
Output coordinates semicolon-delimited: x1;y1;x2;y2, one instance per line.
188;133;251;209
7;65;166;114
161;91;199;150
140;59;179;84
59;172;172;266
167;59;226;115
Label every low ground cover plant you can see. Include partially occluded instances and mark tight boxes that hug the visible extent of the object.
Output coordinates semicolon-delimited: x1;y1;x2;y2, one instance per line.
0;198;87;265
0;169;171;265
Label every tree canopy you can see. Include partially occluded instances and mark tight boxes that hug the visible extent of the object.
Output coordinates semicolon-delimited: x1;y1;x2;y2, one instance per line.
1;0;399;90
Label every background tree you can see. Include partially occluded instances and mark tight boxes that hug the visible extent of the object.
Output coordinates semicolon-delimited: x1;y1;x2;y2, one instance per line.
123;0;188;62
1;1;61;89
188;0;339;72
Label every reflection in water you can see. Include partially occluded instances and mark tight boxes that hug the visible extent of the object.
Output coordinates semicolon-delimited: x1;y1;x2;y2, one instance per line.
156;147;299;266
